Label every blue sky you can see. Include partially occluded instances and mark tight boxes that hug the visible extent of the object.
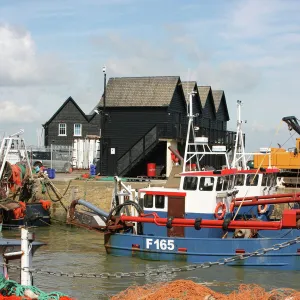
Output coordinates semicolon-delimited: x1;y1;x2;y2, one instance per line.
1;0;300;150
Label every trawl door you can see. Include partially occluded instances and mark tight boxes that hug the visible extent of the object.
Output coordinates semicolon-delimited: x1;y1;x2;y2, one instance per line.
167;196;185;237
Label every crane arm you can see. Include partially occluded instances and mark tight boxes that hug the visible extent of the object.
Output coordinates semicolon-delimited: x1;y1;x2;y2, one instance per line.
282;116;300;135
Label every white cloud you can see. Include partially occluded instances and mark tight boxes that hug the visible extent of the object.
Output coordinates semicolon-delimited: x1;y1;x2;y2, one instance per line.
0;101;40;124
1;0;300;151
0;24;72;86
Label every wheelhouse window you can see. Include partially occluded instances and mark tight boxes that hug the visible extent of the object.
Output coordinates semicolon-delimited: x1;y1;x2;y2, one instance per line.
183;177;198;190
144;194;153;208
234;174;245;186
155;195;165;209
262;174;276;186
216;176;230;191
262;174;268;186
74;123;82;136
199;177;215;191
246;174;259;186
58;123;67;136
216;177;223;191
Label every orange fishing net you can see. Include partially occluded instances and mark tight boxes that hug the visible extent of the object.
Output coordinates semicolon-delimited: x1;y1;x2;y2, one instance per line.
111;280;300;300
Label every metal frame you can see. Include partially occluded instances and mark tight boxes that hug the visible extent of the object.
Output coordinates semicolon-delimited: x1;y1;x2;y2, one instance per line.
0;130;32;180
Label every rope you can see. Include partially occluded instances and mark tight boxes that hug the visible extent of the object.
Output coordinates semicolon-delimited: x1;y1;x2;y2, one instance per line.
43;179;67;212
0;275;71;300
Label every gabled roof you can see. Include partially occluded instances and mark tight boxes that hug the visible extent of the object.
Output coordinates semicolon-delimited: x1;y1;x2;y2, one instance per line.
97;76;180;107
212;90;223;111
182;81;202;113
212;90;230;121
43;96;89;127
181;81;197;102
198;86;211;107
198;86;216;116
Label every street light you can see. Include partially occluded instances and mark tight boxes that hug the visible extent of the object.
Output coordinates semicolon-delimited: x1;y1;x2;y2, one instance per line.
99;66;107;175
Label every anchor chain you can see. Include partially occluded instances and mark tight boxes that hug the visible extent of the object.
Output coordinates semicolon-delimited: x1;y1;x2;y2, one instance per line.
4;236;300;279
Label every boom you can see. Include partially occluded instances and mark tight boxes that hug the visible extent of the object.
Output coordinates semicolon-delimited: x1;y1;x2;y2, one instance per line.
282;116;300;135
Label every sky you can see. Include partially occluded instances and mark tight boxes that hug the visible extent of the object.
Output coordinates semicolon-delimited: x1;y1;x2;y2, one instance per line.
0;0;300;151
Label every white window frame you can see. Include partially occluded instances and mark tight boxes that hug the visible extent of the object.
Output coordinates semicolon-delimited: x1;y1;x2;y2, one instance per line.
74;123;82;137
58;123;67;136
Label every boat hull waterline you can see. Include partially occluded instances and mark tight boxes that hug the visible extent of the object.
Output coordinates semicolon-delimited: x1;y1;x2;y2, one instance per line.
105;233;300;270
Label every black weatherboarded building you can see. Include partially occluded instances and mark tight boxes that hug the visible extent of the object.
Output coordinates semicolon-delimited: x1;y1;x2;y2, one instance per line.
43;76;235;177
98;76;187;176
43;97;100;146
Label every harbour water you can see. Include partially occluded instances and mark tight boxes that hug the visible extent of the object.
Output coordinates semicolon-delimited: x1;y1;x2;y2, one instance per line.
3;224;300;300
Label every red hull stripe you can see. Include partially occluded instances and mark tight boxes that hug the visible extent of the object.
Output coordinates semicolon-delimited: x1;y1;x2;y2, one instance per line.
182;167;279;177
182;169;236;176
237;168;279;174
140;190;186;197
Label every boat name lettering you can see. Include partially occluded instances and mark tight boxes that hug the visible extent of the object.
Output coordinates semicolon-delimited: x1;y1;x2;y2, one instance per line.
145;238;175;250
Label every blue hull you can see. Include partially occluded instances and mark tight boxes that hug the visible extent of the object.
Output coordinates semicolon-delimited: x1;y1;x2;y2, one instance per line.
105;232;300;270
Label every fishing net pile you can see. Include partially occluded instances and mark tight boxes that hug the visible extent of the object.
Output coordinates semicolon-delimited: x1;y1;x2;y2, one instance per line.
0;275;74;300
111;279;300;300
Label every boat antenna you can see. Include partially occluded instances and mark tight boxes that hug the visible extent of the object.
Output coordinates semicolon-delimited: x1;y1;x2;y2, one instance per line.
231;100;246;169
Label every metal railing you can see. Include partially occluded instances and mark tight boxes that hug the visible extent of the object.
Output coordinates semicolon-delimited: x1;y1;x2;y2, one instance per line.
117;126;157;175
117;123;241;176
28;145;73;173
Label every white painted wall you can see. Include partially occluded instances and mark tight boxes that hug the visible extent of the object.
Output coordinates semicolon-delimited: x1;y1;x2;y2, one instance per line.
72;139;100;169
166;140;178;177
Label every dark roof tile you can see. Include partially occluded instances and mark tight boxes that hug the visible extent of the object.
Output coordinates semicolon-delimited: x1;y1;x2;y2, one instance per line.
181;81;197;102
212;90;224;111
97;76;180;107
198;86;211;107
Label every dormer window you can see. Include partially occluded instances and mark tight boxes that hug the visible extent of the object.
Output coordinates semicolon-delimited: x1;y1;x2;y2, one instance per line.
58;123;67;136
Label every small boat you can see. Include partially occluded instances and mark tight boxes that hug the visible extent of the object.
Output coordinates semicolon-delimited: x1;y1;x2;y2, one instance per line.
0;130;51;228
104;92;300;270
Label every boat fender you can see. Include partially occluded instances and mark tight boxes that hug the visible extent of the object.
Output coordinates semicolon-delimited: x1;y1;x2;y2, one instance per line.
222;217;231;231
194;218;202;230
258;204;268;214
214;202;226;220
166;216;174;229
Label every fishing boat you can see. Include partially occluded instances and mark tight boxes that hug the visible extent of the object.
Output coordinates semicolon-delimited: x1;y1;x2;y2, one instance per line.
104;92;300;270
0;130;51;229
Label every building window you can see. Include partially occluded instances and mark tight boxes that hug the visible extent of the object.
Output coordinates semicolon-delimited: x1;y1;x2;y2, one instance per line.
58;123;67;136
74;124;82;136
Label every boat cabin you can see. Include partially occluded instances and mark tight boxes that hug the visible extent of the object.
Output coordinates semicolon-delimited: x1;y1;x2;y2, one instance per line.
234;168;278;198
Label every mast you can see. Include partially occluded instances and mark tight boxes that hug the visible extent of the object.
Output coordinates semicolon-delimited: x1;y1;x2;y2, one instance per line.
231;100;246;169
183;91;196;170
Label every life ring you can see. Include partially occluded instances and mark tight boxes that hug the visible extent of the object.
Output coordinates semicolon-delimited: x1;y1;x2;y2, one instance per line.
258;204;268;214
214;202;226;220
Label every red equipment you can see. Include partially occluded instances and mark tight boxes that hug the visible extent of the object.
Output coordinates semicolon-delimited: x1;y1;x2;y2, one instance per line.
116;210;300;231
